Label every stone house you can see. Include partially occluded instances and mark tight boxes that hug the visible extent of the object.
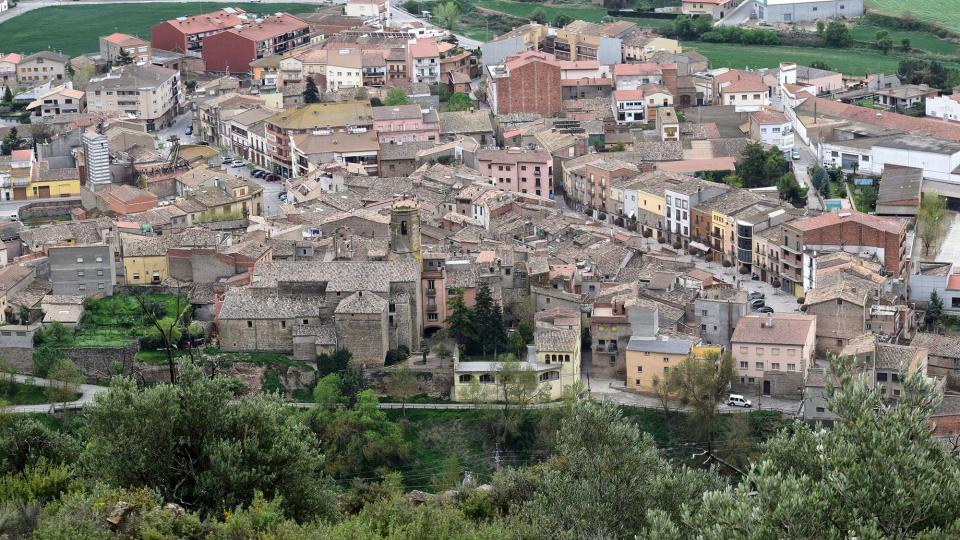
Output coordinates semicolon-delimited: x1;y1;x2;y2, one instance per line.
730;313;816;398
693;287;747;348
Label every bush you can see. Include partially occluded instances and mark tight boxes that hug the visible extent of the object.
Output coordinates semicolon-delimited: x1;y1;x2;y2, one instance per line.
797;296;805;304
384;346;411;366
722;259;732;268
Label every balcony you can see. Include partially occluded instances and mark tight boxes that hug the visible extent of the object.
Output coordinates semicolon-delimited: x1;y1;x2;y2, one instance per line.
426;288;437;297
426;300;438;313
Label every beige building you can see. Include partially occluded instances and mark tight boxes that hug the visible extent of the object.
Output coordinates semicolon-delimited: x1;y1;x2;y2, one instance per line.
325;48;363;91
86;64;182;132
17;51;70;86
25;85;85;117
730;313;816;398
99;33;152;65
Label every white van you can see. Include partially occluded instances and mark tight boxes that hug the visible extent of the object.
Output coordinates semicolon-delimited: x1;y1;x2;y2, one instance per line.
727;394;752;408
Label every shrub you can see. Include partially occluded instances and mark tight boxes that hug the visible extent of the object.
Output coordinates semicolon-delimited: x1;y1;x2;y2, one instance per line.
797;296;805;304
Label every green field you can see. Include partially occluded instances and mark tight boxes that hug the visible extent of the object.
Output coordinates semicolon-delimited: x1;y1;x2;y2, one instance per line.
851;24;960;56
866;0;960;34
688;41;960;76
475;0;675;28
0;2;324;57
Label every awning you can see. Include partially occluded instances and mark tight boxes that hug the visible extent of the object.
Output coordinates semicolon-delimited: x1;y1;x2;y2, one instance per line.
689;241;711;252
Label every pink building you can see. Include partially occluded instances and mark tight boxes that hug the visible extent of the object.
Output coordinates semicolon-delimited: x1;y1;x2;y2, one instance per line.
372;103;440;144
477;147;553;198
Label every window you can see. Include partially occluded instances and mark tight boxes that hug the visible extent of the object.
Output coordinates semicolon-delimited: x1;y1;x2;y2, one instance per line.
281;321;286;328
247;321;253;328
303;319;309;325
539;371;559;382
76;257;83;263
740;346;748;355
755;362;763;370
427;313;438;321
133;274;140;280
771;347;779;356
771;362;780;370
757;347;764;355
78;284;85;291
663;357;670;363
637;366;643;372
98;283;104;290
77;271;84;277
97;270;103;277
786;348;795;356
458;374;472;383
479;373;494;383
891;373;900;383
876;372;888;382
816;407;825;413
740;361;748;368
787;363;796;371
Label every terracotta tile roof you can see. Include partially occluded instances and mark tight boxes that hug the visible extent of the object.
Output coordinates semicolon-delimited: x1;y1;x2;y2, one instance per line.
788;209;906;235
156;8;248;34
613;63;661;76
797;97;960;142
731;314;816;345
409;38;439;58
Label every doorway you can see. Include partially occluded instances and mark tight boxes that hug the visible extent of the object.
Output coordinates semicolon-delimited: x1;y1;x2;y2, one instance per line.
762;380;771;395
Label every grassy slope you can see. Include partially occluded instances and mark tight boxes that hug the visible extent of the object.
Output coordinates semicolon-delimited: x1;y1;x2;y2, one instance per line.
475;0;674;28
687;40;960;76
0;381;80;405
850;24;960;56
0;3;324;57
865;0;960;34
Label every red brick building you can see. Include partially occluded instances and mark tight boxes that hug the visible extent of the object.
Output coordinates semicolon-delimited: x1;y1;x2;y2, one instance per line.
202;13;310;74
150;7;248;54
781;210;908;297
487;51;561;116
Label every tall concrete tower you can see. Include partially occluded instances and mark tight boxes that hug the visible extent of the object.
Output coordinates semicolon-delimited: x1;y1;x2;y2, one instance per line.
389;199;421;260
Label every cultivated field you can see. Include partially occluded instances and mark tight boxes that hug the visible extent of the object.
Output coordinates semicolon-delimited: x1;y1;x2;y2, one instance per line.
851;23;960;56
0;2;321;57
475;0;675;28
866;0;960;34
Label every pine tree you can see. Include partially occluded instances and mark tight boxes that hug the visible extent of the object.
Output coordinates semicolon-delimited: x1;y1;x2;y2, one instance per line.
1;85;12;104
114;48;134;66
926;290;944;329
303;78;321;104
473;283;507;358
0;127;23;156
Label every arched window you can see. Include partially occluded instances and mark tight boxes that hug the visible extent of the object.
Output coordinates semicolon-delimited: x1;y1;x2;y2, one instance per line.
400;220;408;235
479;373;494;384
458;374;472;383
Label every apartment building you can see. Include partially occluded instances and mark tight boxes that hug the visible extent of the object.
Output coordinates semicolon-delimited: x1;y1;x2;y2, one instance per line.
0;53;19;90
150;7;248;54
86;64;182;132
290;131;380;177
487;50;562;116
781;210;908;297
730;313;816;398
612;89;646;124
99;33;152;65
324;48;363;91
372;104;439;144
17;51;69;86
344;0;390;26
408;38;440;84
613;63;662;91
202;13;310;73
228;107;277;169
438;42;474;84
926;93;960;123
265;100;374;177
477;147;553;198
749;109;794;149
48;244;117;296
715;70;770;112
553;20;631;64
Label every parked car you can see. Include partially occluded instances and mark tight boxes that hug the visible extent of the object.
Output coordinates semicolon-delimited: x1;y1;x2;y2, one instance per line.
748;291;765;301
727;394;752;408
791;149;801;160
185;126;193;135
197;141;210;146
278;192;287;201
749;298;765;310
757;306;775;314
252;170;267;178
264;174;280;182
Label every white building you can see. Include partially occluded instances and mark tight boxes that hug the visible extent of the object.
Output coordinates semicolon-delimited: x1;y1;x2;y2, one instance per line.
612;89;645;124
926;93;960;123
612;63;662;91
755;0;864;23
325;49;363;91
82;130;112;190
344;0;390;26
408;38;440;85
0;0;9;13
750;109;794;150
819;134;960;184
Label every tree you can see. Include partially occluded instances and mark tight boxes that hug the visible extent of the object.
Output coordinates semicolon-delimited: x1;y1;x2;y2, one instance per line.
917;193;947;256
525;401;725;538
353;86;369;100
84;361;336;520
876;30;893;54
131;287;191;383
494;355;542;444
445;287;474;353
473;283;507;357
926;290;944;329
667;352;735;452
815;20;825;37
823;21;851;47
810;165;829;196
651;373;673;416
507;319;534;358
445;91;473;112
777;171;808;207
649;355;960;539
313;373;345;408
384;87;409;106
553;14;572;27
44;358;82;408
0;127;25;156
387;365;418;416
184;79;198;93
736;142;784;188
303;78;320;104
1;86;12;104
809;60;831;71
530;7;547;24
435;1;460;31
901;37;911;51
114;47;134;66
29;122;52;145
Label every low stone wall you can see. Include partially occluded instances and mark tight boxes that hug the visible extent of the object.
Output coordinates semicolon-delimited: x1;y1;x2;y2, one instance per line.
368;363;454;398
62;342;140;382
18;199;83;219
0;347;36;373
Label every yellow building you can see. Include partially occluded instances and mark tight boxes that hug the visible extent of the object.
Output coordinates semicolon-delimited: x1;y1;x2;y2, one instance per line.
625;335;694;393
29;169;82;199
453;309;581;402
121;233;170;285
623;35;681;62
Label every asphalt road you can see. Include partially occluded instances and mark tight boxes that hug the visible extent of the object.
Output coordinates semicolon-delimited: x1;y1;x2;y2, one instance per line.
3;373;108;414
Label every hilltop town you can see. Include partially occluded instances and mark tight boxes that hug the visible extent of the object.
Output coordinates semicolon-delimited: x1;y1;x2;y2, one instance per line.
0;0;959;536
